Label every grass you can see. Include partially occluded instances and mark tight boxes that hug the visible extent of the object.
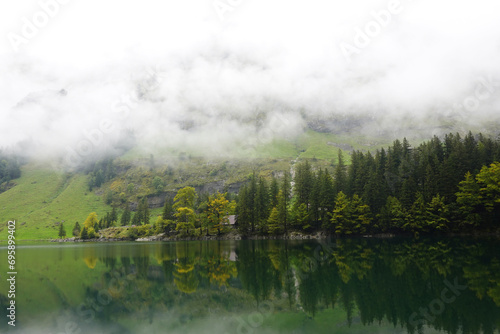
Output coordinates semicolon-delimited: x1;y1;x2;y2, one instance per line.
0;163;111;240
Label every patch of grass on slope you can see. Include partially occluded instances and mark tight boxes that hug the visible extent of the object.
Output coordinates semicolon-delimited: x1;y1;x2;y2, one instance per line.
0;163;110;240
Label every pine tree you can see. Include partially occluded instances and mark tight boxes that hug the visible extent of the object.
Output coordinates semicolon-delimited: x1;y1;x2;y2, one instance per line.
58;222;66;238
162;197;174;220
132;211;141;225
404;192;426;235
256;177;270;229
456;171;482;228
294;160;313;208
80;226;89;239
121;204;131;226
72;222;81;237
280;172;291;234
236;185;251;235
110;207;118;224
269;176;280;209
267;207;282;235
350;194;373;234
333;149;347;195
327;191;352;234
426;194;449;232
142;198;150;225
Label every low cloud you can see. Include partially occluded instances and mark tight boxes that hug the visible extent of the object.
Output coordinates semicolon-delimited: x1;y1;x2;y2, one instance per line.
1;0;500;166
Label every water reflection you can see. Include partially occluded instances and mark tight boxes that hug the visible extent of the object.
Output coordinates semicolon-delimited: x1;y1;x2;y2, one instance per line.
1;238;499;333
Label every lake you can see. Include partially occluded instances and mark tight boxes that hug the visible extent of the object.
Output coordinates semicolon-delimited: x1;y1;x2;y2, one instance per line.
1;237;499;333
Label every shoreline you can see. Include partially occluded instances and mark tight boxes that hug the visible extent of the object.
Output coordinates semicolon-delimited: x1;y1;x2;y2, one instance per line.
1;230;498;244
45;229;500;243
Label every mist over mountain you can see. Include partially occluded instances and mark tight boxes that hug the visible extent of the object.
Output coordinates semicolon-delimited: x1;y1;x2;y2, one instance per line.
1;0;500;167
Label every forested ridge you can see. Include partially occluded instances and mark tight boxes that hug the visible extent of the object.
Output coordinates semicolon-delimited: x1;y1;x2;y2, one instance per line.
236;132;500;236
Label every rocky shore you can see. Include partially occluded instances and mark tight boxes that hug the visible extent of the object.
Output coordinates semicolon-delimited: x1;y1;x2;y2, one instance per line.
51;231;403;243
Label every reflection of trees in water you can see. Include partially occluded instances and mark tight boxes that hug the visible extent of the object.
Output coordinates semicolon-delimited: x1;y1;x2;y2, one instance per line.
80;238;500;333
83;247;98;269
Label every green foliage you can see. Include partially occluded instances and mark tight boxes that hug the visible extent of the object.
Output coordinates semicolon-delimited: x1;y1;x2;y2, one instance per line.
80;226;89;239
267;207;282;235
104;189;113;204
425;194;449;232
162;197;174;220
0;153;22;187
72;222;81;237
152;176;164;193
176;220;195;237
155;216;175;235
83;212;98;230
87;159;115;190
174;187;197;209
87;227;96;239
120;204;131;226
127;226;138;240
327;192;352;234
291;202;310;231
205;192;232;235
327;192;372;235
476;162;500;212
58;222;66;238
456;162;500;228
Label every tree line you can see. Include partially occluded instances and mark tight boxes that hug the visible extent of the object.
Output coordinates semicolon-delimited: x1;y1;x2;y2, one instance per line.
68;131;500;239
70;186;237;239
236;132;500;236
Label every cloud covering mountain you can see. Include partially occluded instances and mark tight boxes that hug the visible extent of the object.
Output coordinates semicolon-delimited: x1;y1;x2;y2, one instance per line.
1;0;500;165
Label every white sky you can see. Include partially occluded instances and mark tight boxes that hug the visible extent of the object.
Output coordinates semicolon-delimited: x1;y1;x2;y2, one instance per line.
1;0;500;162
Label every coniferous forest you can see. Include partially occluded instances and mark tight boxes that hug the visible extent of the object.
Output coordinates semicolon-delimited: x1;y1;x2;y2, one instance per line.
236;132;500;236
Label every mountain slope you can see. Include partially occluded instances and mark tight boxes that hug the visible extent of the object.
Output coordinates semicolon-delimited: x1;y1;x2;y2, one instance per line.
0;163;110;239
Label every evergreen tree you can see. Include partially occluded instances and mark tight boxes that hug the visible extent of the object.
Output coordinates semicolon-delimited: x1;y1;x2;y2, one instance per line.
425;194;449;232
255;177;270;228
294;160;313;209
132;211;141;225
456;171;482;228
58;222;66;238
269;176;280;209
80;226;89;239
319;169;336;227
121;204;131;226
280;171;291;234
236;185;251;235
267;207;282;235
327;191;352;234
72;222;81;237
333;149;347;195
404;192;426;235
162;196;174;220
110;207;118;224
142;198;150;225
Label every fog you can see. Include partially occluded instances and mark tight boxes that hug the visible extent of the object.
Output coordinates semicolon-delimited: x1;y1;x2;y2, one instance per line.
1;0;500;166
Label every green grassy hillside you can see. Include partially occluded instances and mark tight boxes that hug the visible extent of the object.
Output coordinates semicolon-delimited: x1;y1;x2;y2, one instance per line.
0;163;111;240
0;130;391;240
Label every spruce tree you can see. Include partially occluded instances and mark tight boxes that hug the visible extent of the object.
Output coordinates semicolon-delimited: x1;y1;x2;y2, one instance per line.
142;198;150;225
333;149;347;195
121;204;131;226
80;226;89;239
162;197;174;220
58;222;66;238
72;222;81;237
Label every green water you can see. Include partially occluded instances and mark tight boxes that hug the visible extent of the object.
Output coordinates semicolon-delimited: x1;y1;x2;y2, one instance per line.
1;237;499;334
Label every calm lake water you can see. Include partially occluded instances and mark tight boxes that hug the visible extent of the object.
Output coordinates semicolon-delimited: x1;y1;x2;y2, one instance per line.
1;237;499;334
